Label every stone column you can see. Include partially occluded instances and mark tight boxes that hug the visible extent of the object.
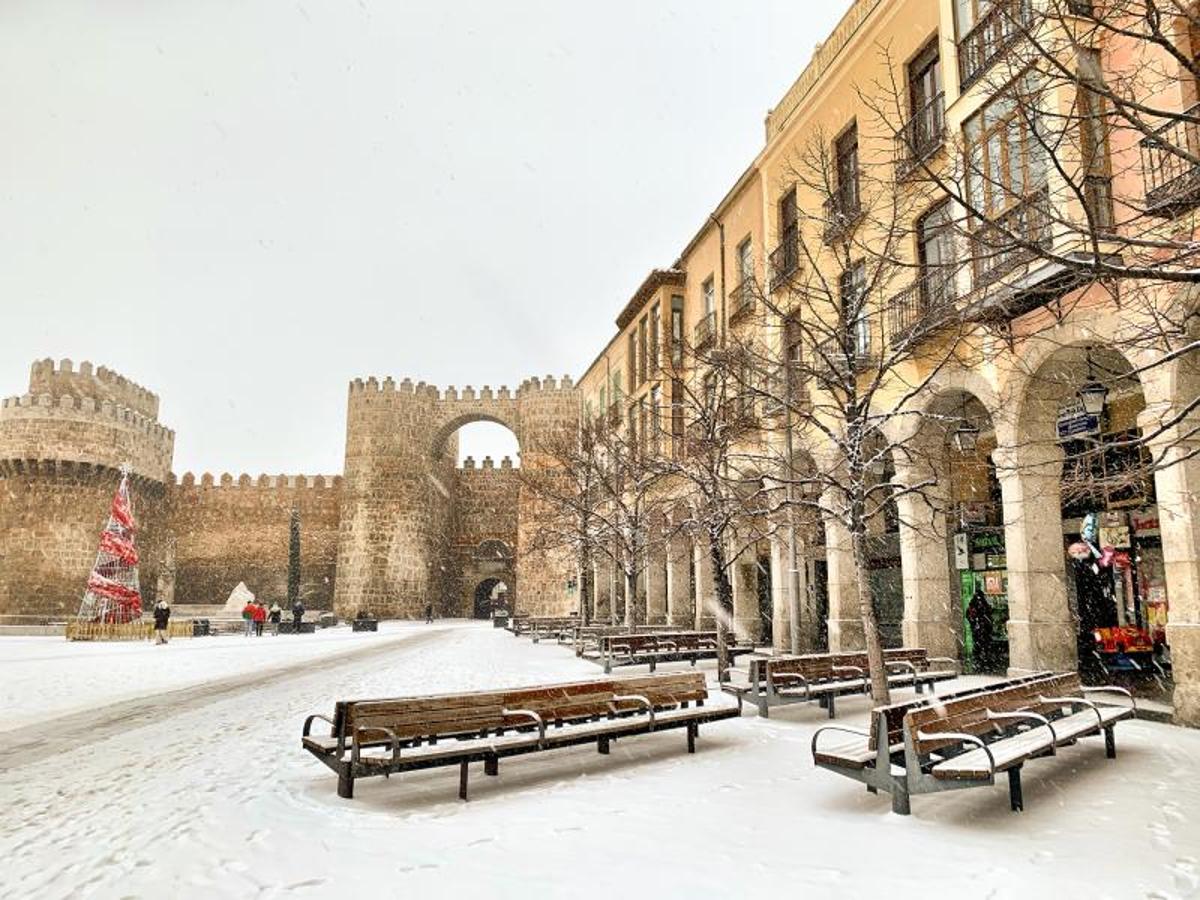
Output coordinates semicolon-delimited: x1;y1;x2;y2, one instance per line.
593;559;611;622
666;535;693;627
823;494;864;650
894;459;959;660
646;547;668;625
993;443;1077;674
693;540;717;629
1140;407;1200;727
730;545;762;644
770;532;790;651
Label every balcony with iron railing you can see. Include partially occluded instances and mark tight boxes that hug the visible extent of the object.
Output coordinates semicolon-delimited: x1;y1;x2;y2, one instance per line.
1140;104;1200;216
729;278;757;324
895;91;945;178
822;180;863;244
769;224;801;290
814;335;876;380
693;311;716;349
958;0;1032;91
970;184;1053;290
885;267;958;345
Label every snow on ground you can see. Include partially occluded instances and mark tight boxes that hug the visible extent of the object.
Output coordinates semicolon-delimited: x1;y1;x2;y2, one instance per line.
2;623;1198;900
0;620;466;732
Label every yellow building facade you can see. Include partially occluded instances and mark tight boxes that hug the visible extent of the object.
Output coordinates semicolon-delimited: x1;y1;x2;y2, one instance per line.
578;0;1200;727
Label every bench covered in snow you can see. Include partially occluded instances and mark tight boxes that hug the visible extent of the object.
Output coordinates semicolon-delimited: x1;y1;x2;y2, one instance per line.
587;631;755;673
569;624;687;656
811;671;1135;814
301;671;738;801
723;648;958;718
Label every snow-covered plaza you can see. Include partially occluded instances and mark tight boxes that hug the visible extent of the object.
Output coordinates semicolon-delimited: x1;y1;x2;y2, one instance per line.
1;622;1198;899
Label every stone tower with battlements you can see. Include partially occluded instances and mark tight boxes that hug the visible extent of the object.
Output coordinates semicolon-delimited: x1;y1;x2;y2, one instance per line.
0;359;175;617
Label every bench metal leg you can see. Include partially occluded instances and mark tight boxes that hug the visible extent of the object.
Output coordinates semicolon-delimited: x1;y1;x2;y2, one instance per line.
915;680;924;695
1105;726;1116;759
687;722;697;754
337;769;355;800
649;658;657;672
867;785;878;794
1008;767;1023;812
827;693;836;719
598;736;610;755
459;761;469;801
485;754;499;776
757;701;769;719
891;785;910;815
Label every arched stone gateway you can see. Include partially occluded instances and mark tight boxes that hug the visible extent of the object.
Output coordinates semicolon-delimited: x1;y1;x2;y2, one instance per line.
333;375;579;619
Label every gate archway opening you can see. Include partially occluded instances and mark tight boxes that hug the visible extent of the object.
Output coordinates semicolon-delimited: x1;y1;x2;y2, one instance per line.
473;578;510;619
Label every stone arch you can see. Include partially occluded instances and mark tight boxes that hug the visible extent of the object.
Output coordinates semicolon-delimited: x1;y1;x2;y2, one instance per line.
430;411;521;461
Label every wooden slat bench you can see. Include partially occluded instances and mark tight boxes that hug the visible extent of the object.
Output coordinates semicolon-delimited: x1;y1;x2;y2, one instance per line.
588;631;755;673
301;671;738;801
723;648;958;718
569;624;684;656
811;671;1136;814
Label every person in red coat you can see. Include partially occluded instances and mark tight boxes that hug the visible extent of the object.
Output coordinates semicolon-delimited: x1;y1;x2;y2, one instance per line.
251;601;267;637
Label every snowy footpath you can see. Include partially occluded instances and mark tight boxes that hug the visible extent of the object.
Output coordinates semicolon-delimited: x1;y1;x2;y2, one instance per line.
1;622;1198;900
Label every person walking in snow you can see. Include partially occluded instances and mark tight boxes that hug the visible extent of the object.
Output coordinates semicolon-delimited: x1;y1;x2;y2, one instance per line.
242;601;256;637
424;602;433;624
269;602;282;636
292;599;305;633
252;600;267;637
153;598;171;644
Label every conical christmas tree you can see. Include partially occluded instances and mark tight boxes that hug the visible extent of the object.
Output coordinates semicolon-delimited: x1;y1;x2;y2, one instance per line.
77;469;142;623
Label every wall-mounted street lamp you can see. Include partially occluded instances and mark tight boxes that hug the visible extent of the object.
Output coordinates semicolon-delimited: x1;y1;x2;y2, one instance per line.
1078;347;1109;416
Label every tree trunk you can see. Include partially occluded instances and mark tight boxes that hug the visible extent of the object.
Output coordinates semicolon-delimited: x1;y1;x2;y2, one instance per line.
707;532;734;682
579;542;592;625
850;524;890;703
625;569;638;631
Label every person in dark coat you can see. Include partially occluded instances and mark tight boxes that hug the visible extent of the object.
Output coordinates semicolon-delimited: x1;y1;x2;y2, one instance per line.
424;602;433;624
268;602;282;636
153;599;171;645
966;585;994;672
292;600;305;632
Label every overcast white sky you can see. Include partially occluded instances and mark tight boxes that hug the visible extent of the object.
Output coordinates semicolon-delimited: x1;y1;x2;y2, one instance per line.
0;0;850;476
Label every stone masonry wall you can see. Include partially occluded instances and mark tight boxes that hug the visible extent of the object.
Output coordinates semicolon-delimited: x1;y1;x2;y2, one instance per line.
168;474;342;609
452;456;519;615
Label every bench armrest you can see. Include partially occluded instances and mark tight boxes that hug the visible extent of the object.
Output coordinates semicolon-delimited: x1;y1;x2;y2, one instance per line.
769;671;810;698
810;724;870;760
502;708;546;743
658;640;678;651
302;713;336;739
351;725;401;765
1039;695;1105;730
986;710;1057;749
926;656;960;672
832;665;865;679
916;729;997;776
885;660;917;676
612;694;656;729
1083;685;1137;713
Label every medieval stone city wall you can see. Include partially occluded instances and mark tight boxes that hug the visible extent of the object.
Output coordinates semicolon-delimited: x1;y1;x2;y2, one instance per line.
169;473;342;609
0;359;578;621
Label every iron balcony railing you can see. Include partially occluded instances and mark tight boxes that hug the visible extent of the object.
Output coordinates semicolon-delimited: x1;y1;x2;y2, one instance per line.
958;0;1032;91
729;278;757;323
814;335;875;379
693;311;717;348
822;180;863;244
769;224;800;290
970;184;1053;289
885;267;958;344
895;91;945;178
1140;103;1200;215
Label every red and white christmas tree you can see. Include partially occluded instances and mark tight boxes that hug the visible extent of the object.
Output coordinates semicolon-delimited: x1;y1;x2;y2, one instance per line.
78;468;142;623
